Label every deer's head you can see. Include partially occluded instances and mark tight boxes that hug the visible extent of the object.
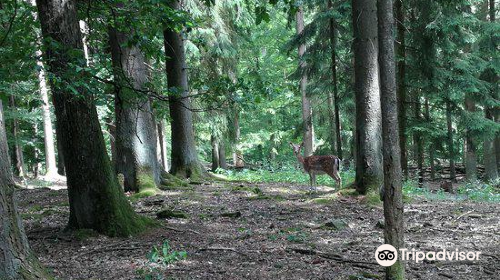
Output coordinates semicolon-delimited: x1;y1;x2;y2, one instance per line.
289;142;304;157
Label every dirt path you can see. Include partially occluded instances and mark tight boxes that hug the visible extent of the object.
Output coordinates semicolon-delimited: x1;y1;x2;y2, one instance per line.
18;181;499;279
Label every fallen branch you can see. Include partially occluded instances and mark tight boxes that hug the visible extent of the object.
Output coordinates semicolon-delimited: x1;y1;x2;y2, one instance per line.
287;247;377;266
453;210;474;222
165;226;200;235
198;247;248;257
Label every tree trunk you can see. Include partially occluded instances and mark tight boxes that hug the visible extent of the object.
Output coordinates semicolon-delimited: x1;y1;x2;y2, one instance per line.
157;121;168;171
8;95;25;178
211;134;220;172
446;100;456;181
219;139;228;169
352;0;383;195
56;130;65;176
484;110;498;180
414;93;424;184
328;0;342;157
163;0;205;179
36;0;148;236
464;97;477;181
424;98;435;180
378;0;405;277
0;101;49;279
109;23;161;192
395;0;407;180
296;6;314;157
105;116;117;166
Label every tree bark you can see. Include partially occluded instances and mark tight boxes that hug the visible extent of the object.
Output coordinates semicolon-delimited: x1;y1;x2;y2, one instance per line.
414;93;424;185
56;130;65;176
109;22;161;192
464;97;477;181
219;139;227;169
424;98;435;180
211;134;220;172
157;121;168;171
446;100;456;181
328;0;342;158
296;6;314;157
0;101;49;279
352;0;383;195
36;0;148;236
8;96;25;178
378;0;405;278
484;110;498;180
395;0;407;179
163;0;205;179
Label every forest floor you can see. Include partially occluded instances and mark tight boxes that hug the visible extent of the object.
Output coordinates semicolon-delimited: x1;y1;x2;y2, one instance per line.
18;177;500;280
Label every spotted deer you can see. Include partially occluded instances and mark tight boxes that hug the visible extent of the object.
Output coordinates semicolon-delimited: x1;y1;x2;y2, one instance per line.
290;142;342;189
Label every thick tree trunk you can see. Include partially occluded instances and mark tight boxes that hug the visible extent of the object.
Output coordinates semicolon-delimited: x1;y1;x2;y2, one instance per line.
464;97;477;181
352;0;383;195
414;93;424;184
211;134;220;172
296;6;314;157
378;0;405;278
328;0;342;157
157;121;168;171
219;139;228;169
36;0;148;236
484;110;498;180
56;131;65;176
446;100;456;181
395;0;407;180
8;96;25;178
163;0;205;179
109;23;161;192
0;101;48;279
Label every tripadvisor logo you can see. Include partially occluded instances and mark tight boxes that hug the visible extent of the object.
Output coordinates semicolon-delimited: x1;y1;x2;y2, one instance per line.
375;244;482;266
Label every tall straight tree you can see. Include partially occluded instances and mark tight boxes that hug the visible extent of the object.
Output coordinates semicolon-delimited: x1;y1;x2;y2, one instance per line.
328;0;342;159
8;96;25;177
296;5;314;157
446;100;456;181
352;0;383;195
36;0;149;236
109;13;161;193
395;0;407;179
483;0;498;180
378;0;405;278
464;96;477;181
30;0;58;178
0;101;48;279
163;0;205;179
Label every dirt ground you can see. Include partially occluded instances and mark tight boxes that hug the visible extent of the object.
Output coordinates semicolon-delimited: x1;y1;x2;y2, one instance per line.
17;180;500;280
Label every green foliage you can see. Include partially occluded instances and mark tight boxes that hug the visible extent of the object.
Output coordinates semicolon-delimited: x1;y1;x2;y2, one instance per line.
136;240;187;280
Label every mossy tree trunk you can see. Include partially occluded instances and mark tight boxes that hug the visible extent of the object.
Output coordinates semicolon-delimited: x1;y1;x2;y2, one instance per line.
378;0;405;278
464;97;477;181
36;0;149;236
352;0;383;195
446;100;457;181
328;0;342;158
163;0;205;179
0;101;49;280
109;19;161;193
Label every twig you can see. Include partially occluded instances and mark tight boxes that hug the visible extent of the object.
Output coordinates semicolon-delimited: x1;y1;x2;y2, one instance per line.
287;247;377;266
198;247;248;257
165;226;200;235
453;210;474;222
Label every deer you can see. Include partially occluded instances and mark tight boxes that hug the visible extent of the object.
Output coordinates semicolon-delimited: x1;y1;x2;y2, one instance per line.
289;142;342;190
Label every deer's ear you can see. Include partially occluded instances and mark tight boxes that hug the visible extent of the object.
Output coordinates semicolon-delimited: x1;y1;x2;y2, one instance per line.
300;142;304;147
289;142;294;147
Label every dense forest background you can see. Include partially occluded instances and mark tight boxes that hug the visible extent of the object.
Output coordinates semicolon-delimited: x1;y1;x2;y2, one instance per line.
0;0;498;279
